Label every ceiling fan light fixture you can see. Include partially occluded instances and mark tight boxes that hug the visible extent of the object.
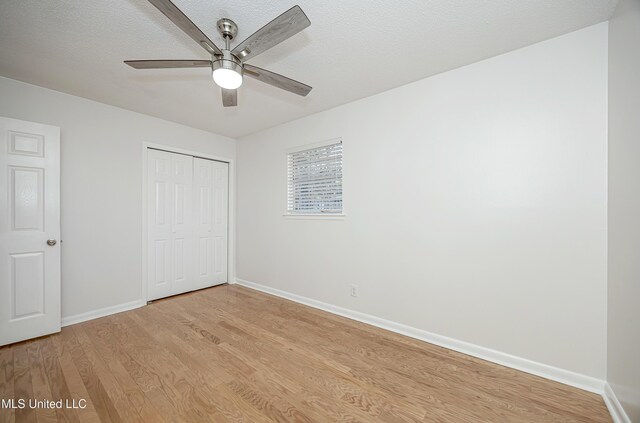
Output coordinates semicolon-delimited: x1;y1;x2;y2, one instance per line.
125;2;312;106
212;51;243;89
213;67;243;89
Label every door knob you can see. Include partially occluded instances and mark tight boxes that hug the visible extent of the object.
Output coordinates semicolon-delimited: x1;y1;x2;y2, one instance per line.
46;239;57;246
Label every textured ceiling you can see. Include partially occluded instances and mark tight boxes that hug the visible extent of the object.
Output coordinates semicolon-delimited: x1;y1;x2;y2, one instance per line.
0;0;618;138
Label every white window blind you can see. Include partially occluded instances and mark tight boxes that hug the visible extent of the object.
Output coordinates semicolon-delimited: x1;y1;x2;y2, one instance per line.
287;141;343;214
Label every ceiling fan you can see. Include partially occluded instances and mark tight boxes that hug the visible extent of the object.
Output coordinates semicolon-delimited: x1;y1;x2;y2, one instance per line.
125;0;312;107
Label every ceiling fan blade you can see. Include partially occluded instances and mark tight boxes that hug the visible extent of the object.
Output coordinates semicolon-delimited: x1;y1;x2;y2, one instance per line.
244;64;311;97
222;88;238;107
125;60;212;69
147;0;222;55
232;5;310;62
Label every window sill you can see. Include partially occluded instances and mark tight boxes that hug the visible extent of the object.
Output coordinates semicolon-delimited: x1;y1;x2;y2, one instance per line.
283;213;346;220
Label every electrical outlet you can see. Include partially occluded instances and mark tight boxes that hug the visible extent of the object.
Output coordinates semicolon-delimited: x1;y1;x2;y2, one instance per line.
350;284;358;297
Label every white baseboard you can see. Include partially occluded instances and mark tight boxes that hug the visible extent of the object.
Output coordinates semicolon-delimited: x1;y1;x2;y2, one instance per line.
235;278;605;395
603;383;632;423
61;299;146;327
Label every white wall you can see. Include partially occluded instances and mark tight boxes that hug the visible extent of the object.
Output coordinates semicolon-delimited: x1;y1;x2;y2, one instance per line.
608;0;640;420
0;76;235;320
237;23;608;379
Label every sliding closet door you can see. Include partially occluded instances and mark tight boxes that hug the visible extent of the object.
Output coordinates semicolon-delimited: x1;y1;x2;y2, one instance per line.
193;158;228;289
147;149;193;301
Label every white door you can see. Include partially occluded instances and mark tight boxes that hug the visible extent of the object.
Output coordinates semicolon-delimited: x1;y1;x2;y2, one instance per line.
193;158;228;289
147;149;193;300
0;117;61;346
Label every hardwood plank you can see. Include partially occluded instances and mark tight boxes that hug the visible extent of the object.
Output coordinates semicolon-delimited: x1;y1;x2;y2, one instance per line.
26;340;58;423
39;337;81;423
1;285;612;422
50;331;102;423
12;343;36;423
0;346;15;423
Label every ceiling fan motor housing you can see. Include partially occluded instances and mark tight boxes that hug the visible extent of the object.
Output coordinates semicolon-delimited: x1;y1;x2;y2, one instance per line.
212;50;243;76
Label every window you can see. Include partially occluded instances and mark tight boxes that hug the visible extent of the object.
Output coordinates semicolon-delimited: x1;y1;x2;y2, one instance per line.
287;140;343;215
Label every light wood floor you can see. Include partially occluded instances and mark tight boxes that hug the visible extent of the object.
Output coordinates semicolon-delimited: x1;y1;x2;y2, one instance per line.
0;284;611;422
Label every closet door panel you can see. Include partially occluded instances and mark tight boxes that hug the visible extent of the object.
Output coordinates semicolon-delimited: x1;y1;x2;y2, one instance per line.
193;158;228;289
211;161;228;284
147;150;172;300
170;153;193;295
193;158;214;289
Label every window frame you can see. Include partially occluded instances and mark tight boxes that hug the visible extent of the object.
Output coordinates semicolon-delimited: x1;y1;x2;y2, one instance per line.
284;138;345;220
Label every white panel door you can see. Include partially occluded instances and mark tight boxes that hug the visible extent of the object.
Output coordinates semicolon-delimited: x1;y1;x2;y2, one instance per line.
0;117;61;346
211;160;228;285
147;149;172;300
147;150;193;301
170;153;193;295
193;158;228;289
